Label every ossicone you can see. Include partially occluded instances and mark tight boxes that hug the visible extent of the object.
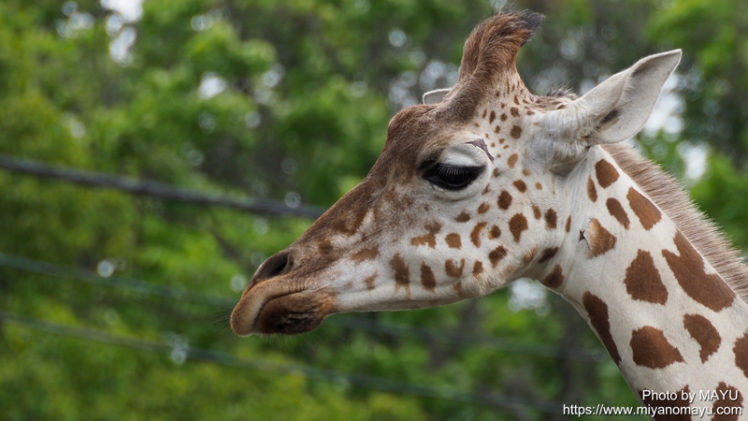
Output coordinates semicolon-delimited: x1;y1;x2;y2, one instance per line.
442;11;544;121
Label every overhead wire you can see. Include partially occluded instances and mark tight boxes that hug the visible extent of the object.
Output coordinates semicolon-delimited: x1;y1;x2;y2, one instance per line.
0;311;563;415
0;154;324;219
0;252;606;362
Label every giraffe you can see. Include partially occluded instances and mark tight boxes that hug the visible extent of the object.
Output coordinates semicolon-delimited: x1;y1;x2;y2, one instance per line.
231;11;748;419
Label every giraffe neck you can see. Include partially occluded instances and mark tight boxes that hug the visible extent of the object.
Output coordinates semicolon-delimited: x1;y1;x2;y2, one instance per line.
552;146;748;413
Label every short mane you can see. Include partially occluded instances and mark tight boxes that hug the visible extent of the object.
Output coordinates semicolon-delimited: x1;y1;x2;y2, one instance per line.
603;142;748;302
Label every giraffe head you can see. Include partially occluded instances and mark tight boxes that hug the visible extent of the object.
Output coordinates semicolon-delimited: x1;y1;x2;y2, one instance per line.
230;11;681;335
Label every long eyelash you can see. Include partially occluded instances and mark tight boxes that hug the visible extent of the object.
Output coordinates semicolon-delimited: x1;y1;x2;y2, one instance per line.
423;163;484;191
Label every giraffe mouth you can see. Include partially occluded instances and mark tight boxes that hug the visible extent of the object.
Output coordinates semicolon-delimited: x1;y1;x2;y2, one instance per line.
230;282;335;335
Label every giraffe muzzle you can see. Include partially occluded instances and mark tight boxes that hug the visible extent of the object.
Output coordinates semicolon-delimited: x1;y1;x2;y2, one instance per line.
230;274;335;335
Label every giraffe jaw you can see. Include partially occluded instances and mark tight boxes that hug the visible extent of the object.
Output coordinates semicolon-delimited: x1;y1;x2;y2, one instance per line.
230;282;335;335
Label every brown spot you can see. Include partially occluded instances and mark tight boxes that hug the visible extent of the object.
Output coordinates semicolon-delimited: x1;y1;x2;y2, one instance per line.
595;159;619;188
513;179;527;192
410;221;442;248
445;259;465;277
510;125;522;139
630;326;684;368
317;240;334;256
532;205;541;219
489;110;496;123
509;213;528;242
606;198;630;229
510;107;519;117
587;177;597;202
390;254;410;290
639;386;691;421
494;125;500;133
332;208;368;236
500;264;515;277
477;202;490;214
489;246;507;267
455;211;471;223
544;209;557;229
733;331;748;380
481;109;487;119
541;265;564;289
351;247;380;264
712;382;743;421
363;274;376;290
445;233;462;249
662;231;735;312
535;182;542;190
497;190;512;209
420;263;436;291
683;314;720;363
565;216;571;232
488;225;501;239
452;281;464;296
523;248;537;263
507;153;518;168
470;222;487;248
624;250;667;304
627;187;661;230
583;292;621;364
472;261;484;276
500;113;507;121
587;218;616;258
538;247;559;264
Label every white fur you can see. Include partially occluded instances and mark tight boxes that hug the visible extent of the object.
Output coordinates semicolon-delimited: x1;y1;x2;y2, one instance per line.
422;88;452;104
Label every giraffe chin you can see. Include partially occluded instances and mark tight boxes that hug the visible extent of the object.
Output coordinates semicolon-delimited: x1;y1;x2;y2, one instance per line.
230;285;335;335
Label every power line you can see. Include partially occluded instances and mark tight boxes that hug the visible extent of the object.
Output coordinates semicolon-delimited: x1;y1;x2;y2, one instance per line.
0;154;324;219
339;316;604;362
0;252;232;307
0;252;606;362
0;311;562;415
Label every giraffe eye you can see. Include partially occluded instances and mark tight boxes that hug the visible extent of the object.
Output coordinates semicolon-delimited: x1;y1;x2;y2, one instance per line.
422;163;485;191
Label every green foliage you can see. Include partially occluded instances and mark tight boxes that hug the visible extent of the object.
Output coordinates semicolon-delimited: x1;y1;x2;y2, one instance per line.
0;1;745;420
649;0;748;167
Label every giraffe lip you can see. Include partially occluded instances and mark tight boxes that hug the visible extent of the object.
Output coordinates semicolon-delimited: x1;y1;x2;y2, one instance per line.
230;283;334;336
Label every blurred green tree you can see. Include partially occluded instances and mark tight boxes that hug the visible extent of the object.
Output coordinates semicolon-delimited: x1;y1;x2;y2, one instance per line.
0;1;745;420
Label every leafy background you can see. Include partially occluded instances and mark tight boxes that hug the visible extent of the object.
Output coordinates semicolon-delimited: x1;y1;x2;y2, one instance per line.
1;0;746;420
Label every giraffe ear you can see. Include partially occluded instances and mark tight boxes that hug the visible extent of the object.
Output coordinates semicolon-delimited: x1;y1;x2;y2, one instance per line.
422;88;452;104
532;50;681;174
571;49;682;145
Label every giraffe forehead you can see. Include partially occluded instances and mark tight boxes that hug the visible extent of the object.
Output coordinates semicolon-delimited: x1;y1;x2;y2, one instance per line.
383;80;573;182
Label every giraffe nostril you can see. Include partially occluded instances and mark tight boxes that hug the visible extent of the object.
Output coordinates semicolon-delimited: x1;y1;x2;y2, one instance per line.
254;251;294;283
